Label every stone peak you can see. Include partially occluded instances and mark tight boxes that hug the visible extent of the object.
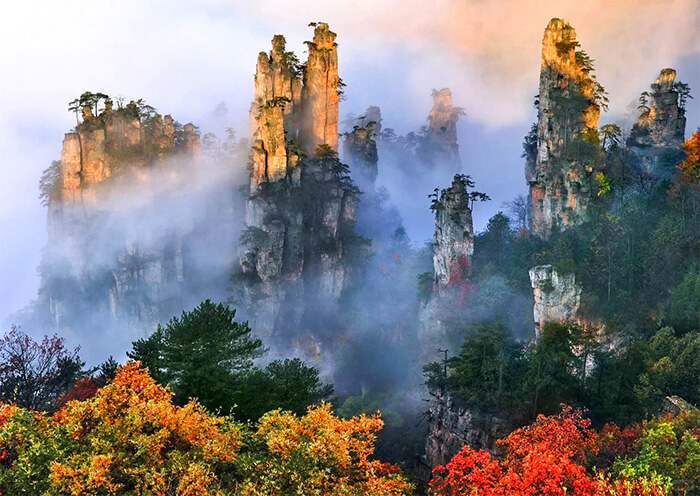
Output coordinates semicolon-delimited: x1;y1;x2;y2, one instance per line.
312;22;336;49
271;34;286;54
656;68;677;91
432;88;453;106
546;17;574;33
541;18;578;71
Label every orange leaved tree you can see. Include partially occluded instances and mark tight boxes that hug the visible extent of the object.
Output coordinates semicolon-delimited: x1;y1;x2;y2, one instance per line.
0;362;413;495
0;361;243;495
238;402;413;495
429;406;674;496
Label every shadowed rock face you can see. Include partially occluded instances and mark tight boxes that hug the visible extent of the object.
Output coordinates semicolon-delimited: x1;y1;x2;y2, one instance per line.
432;176;474;290
418;175;474;361
628;68;687;177
528;18;601;238
423;390;510;469
239;23;358;354
343;125;378;187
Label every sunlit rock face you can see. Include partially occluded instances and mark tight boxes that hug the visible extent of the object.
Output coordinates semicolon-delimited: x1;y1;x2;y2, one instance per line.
41;102;204;332
302;23;339;155
628;68;687;177
239;23;358;351
528;18;602;238
529;264;582;337
249;34;303;193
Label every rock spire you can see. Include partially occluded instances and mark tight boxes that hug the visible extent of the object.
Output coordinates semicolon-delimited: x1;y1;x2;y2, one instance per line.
527;18;603;237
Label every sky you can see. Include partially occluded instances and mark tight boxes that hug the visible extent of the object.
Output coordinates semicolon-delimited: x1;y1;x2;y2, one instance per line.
0;0;698;325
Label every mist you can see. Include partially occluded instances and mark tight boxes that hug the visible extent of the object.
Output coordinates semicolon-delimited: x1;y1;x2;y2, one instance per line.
1;1;698;391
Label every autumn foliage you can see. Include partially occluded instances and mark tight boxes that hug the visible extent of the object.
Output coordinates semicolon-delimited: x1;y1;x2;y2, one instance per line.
677;129;700;183
238;403;412;495
429;406;699;496
0;362;413;495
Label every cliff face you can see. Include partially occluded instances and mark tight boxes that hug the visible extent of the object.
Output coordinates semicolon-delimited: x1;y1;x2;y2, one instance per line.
301;23;339;154
529;264;582;336
528;18;602;237
424;390;510;469
42;102;204;331
238;24;359;350
418;175;474;357
628;68;687;176
343;124;378;188
421;88;463;172
432;176;474;290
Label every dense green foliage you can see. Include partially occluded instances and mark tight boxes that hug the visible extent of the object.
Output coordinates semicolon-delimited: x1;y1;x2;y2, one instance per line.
128;300;333;421
425;322;700;426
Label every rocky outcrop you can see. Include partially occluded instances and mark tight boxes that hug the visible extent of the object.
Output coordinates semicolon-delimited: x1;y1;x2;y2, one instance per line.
238;23;359;351
662;395;698;417
628;68;687;177
424;390;510;468
527;18;603;237
41;101;203;331
418;175;474;356
432;176;474;290
343;124;378;188
301;23;339;155
420;88;463;172
529;264;582;337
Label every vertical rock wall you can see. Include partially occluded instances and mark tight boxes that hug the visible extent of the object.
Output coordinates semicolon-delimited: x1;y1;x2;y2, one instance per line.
418;175;474;358
424;390;510;469
239;23;358;352
529;264;582;337
302;23;339;154
42;103;202;331
432;176;474;290
528;18;601;237
628;68;687;177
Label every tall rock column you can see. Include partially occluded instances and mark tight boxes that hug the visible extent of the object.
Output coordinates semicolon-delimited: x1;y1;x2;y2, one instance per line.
529;265;582;337
425;88;464;169
302;22;339;154
528;18;602;237
628;68;687;177
239;23;359;355
432;175;474;291
249;35;304;192
418;175;474;358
